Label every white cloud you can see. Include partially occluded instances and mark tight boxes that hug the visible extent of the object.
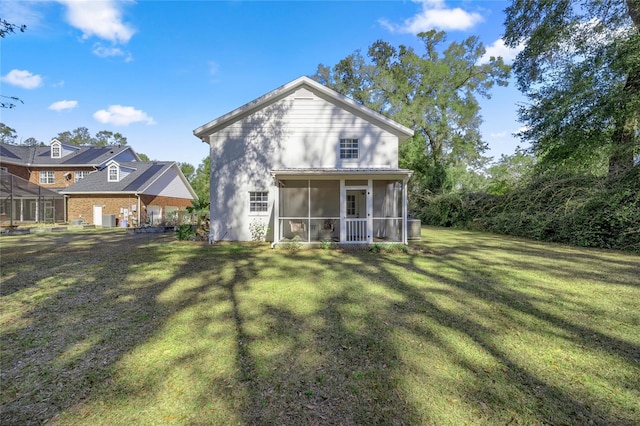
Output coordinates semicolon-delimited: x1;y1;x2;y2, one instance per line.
379;0;483;33
49;100;78;111
490;131;508;138
92;43;133;61
93;105;156;126
57;0;135;43
1;69;43;89
479;39;524;64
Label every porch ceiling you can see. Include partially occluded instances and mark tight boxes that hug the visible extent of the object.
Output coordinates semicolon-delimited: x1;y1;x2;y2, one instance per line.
271;168;412;180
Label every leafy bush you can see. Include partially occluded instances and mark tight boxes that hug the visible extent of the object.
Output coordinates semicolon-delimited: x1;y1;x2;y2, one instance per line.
417;168;640;253
414;192;471;228
176;224;195;241
249;219;269;242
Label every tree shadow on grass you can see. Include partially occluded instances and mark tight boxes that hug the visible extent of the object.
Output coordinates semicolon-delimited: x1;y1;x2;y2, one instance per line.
1;232;222;424
2;229;638;425
376;233;640;424
194;252;418;425
1;233;420;425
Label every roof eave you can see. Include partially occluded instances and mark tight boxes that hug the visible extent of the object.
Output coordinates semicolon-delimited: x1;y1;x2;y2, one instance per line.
193;76;414;141
271;168;413;180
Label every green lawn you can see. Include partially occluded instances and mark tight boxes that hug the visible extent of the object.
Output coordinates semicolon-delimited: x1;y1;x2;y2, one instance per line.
1;227;639;425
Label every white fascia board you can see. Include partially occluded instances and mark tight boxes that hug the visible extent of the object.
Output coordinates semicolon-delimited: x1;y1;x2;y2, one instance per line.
193;76;414;141
126;146;143;161
138;162;198;199
59;191;138;195
271;168;413;180
31;164;98;168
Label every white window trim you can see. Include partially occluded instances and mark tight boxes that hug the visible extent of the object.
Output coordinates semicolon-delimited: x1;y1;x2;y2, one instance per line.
75;170;90;181
249;191;269;215
51;141;61;159
108;164;119;182
339;138;359;160
39;170;55;184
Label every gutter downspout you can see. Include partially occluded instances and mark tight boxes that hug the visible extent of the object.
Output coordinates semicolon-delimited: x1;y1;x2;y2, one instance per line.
137;193;141;226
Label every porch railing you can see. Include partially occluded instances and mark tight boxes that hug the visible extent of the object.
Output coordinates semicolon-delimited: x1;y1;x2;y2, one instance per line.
346;218;367;242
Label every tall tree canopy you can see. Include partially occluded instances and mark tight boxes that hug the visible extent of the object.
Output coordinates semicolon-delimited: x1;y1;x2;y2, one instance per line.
0;123;18;144
314;30;510;193
189;157;210;203
55;127;128;146
504;0;640;175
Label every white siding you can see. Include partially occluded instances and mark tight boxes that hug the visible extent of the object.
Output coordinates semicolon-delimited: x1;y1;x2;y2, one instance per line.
144;168;194;198
213;90;399;169
207;85;401;241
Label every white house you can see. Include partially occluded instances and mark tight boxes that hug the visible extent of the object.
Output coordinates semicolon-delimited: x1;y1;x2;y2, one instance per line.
193;76;414;245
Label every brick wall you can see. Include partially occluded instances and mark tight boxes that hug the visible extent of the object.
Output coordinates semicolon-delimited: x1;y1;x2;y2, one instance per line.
140;194;193;210
67;195;139;225
0;163;30;180
28;167;95;188
68;194;193;226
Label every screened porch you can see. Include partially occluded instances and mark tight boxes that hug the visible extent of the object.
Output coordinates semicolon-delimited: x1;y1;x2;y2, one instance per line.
273;173;410;244
0;171;65;226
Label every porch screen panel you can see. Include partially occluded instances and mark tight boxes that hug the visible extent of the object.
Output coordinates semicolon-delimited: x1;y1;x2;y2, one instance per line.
280;180;308;217
309;180;339;217
54;198;65;222
372;181;402;217
372;180;403;242
280;180;309;241
23;200;36;221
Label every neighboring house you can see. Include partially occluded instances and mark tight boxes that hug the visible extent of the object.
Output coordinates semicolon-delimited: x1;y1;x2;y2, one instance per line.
193;76;414;244
0;140;196;226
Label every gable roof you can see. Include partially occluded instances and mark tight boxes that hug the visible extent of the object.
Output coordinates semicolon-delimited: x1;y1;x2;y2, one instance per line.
59;161;197;198
0;142;139;167
193;76;414;142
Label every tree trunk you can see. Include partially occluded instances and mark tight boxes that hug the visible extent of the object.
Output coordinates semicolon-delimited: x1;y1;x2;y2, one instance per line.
608;1;639;176
608;59;639;176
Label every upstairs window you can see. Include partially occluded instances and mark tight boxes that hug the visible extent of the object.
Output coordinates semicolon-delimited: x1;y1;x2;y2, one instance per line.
339;138;359;160
108;163;119;182
249;191;268;213
39;171;55;184
75;171;90;181
51;143;61;158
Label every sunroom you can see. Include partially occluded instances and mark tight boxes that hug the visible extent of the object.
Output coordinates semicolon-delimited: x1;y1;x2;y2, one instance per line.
271;169;412;245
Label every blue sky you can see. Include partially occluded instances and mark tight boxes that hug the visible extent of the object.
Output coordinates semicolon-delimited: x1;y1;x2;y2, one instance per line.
1;0;525;167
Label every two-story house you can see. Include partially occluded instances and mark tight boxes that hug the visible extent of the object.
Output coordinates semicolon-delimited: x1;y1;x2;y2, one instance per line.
0;140;196;226
194;76;414;244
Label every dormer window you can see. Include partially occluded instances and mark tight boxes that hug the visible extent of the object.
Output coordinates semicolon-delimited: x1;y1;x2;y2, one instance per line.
51;141;61;158
339;138;359;160
108;163;119;182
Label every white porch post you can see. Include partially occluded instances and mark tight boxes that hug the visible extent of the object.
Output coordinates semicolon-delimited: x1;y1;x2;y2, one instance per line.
402;177;409;244
367;179;373;244
273;181;280;244
339;179;346;243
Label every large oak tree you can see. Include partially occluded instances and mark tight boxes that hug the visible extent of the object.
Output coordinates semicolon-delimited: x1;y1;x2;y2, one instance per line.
314;30;510;193
504;0;640;175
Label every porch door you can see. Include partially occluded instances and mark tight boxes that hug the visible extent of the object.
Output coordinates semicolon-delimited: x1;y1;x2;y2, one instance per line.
345;189;367;242
93;205;103;226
